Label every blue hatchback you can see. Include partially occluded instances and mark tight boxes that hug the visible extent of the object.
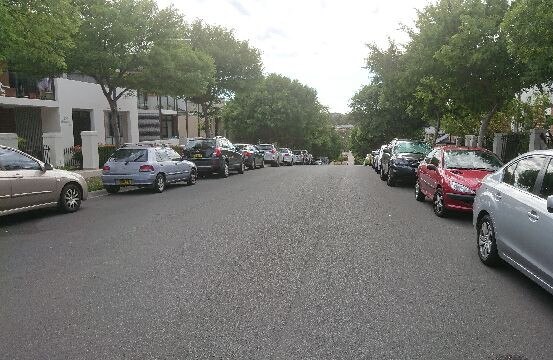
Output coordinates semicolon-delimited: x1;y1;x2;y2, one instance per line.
101;145;197;193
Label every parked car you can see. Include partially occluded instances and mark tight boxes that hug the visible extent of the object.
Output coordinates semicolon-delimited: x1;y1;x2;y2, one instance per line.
258;143;282;167
0;145;88;215
473;150;553;295
279;148;294;166
380;139;431;186
292;150;303;164
300;150;309;165
235;143;264;170
182;137;244;177
363;153;373;166
102;144;197;193
314;159;323;165
415;146;503;217
374;145;386;173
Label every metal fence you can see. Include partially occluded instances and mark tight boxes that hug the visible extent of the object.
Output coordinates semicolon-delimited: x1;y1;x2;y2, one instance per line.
20;145;51;164
500;132;529;163
63;146;83;170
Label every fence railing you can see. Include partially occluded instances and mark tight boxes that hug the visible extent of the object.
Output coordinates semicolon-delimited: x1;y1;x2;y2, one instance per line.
63;146;83;170
98;145;116;168
500;132;529;163
19;145;51;163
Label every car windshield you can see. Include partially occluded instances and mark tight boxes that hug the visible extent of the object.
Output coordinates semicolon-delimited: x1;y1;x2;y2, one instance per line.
186;139;216;150
235;144;247;150
394;141;431;155
444;150;503;170
258;145;273;150
293;150;301;154
109;148;147;162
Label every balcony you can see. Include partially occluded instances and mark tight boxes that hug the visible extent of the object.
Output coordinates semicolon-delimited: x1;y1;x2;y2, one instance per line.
0;71;56;101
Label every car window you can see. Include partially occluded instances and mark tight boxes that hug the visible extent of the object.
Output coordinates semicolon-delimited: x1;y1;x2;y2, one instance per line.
155;150;171;162
540;159;553;199
443;150;503;171
0;149;42;171
186;139;216;149
166;149;182;161
425;149;437;163
511;156;546;193
110;148;148;162
503;162;517;185
394;141;431;155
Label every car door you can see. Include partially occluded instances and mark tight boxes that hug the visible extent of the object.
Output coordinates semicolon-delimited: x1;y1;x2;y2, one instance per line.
1;149;58;209
493;155;548;270
155;149;175;182
226;140;241;168
0;149;14;211
419;149;438;196
527;157;553;285
167;148;189;181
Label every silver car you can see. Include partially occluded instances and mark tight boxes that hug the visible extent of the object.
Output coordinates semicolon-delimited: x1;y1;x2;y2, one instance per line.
101;144;197;193
0;145;88;216
279;148;294;166
258;144;281;167
473;150;553;294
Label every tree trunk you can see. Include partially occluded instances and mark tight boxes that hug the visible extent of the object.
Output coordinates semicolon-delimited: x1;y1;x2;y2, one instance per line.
185;99;189;138
108;99;121;148
158;95;163;140
203;103;211;137
434;115;441;145
477;104;498;148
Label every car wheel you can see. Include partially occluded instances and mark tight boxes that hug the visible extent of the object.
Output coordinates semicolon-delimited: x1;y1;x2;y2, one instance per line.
187;169;197;185
386;170;395;187
59;183;82;212
477;214;500;266
220;162;229;178
433;189;448;217
251;159;256;170
415;180;425;201
238;161;245;174
153;174;166;193
105;185;120;194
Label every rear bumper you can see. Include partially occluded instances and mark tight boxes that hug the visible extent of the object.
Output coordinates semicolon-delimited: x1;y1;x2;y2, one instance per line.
188;158;223;173
101;173;157;186
283;156;293;163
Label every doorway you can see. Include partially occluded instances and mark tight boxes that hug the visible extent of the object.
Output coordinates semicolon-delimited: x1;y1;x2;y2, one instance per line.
72;110;91;146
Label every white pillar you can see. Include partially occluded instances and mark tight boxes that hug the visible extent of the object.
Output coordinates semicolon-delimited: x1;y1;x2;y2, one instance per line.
81;131;99;169
42;132;64;167
0;133;18;148
493;133;506;157
465;135;477;147
529;128;547;151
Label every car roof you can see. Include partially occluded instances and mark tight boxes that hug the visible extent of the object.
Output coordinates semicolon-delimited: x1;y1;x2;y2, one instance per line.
436;145;491;151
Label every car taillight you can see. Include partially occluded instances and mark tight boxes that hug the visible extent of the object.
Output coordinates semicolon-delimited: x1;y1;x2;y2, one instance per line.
244;151;252;157
102;165;110;172
213;147;222;157
139;165;155;172
271;149;276;154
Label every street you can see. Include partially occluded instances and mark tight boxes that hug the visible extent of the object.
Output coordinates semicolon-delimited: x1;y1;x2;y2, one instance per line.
1;165;552;359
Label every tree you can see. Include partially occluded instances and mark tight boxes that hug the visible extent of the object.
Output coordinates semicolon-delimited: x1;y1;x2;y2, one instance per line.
503;0;553;88
68;0;214;147
186;21;263;137
0;0;79;75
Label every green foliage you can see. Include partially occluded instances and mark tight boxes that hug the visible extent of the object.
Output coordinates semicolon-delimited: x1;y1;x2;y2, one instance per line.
98;144;116;168
0;0;80;74
503;0;553;87
86;176;104;192
223;74;342;159
186;21;263;136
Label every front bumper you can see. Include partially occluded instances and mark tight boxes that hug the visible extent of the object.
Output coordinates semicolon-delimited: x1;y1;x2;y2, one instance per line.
444;193;475;212
390;165;417;181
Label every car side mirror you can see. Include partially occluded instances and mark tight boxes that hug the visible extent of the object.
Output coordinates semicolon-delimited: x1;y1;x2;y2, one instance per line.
427;164;437;171
547;196;553;213
43;163;53;171
383;149;391;154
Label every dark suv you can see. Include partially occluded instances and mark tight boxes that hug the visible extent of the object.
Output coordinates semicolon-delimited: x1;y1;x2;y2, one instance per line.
182;137;244;177
380;139;431;186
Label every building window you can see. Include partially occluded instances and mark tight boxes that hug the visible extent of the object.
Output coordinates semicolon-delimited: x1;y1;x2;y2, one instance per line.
160;115;178;139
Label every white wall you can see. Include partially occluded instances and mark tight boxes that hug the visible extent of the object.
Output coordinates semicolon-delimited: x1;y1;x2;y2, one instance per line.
54;78;138;148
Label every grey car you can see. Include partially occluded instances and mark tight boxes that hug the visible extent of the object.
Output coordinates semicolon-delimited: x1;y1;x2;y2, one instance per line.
0;145;88;216
473;150;553;295
101;144;197;193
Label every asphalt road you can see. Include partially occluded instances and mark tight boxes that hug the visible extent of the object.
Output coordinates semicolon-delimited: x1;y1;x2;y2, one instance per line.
1;165;552;359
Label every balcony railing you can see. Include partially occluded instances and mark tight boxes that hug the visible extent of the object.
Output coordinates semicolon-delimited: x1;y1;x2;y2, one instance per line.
0;71;56;100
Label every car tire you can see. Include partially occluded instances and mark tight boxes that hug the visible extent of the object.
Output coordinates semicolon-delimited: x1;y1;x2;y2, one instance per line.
238;161;245;174
59;183;82;213
477;214;501;266
415;180;425;202
220;162;230;178
433;189;448;217
105;185;120;194
386;170;395;187
251;159;256;170
187;169;197;185
153;174;166;193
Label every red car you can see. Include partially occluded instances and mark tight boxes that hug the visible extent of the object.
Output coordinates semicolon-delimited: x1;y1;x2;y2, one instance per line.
415;146;503;217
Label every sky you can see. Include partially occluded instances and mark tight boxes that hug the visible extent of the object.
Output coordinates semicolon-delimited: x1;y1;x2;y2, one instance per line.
158;0;432;113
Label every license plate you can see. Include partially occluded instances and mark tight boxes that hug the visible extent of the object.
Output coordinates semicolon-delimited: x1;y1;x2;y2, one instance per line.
119;179;133;186
193;154;203;158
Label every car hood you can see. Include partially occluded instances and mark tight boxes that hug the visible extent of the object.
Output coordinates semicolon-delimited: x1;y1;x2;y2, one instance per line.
396;153;426;161
444;169;494;190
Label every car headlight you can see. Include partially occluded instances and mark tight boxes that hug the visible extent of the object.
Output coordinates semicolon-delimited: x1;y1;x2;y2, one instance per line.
450;181;475;195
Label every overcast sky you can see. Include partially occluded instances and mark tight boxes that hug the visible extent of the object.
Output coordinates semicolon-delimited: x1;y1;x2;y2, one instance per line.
158;0;432;113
